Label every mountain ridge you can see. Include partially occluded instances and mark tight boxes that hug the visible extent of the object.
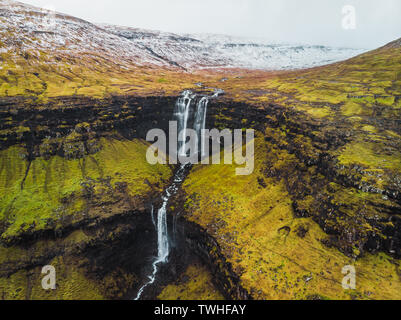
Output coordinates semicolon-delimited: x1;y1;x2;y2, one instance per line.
1;0;366;72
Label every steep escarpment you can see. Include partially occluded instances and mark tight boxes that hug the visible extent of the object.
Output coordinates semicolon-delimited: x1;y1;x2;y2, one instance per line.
0;95;180;242
178;129;401;299
157;261;224;300
0;94;178;299
0;211;162;299
0;95;177;153
204;97;401;258
173;218;251;300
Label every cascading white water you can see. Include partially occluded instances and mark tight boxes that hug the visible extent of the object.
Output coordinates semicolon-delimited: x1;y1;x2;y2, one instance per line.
175;90;193;157
193;89;222;156
194;97;209;157
135;90;222;300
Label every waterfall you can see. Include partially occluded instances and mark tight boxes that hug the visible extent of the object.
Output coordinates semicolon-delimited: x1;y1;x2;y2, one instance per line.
134;90;222;300
134;165;186;300
194;97;209;157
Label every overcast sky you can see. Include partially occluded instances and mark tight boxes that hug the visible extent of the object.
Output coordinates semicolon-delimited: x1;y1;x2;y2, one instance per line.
19;0;401;48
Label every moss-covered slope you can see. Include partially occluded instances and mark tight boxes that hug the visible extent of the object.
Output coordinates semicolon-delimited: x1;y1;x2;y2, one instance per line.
158;262;224;300
0;95;174;299
0;135;172;299
182;134;401;300
0;137;171;242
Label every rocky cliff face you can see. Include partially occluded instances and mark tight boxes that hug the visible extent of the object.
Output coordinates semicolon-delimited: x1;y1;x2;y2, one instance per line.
204;98;401;257
0;95;177;154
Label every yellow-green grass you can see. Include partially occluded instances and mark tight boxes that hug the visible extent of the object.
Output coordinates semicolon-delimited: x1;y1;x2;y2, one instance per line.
0;256;105;300
158;263;224;300
0;138;172;241
337;141;401;171
0;229;91;270
201;45;400;124
182;135;401;300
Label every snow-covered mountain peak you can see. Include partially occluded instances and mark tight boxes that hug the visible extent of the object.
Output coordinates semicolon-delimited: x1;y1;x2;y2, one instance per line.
1;0;366;71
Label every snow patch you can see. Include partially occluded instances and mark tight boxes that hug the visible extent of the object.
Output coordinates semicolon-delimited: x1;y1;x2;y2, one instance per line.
1;0;367;71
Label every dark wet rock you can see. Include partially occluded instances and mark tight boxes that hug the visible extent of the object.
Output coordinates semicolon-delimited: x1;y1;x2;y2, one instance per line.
0;95;177;157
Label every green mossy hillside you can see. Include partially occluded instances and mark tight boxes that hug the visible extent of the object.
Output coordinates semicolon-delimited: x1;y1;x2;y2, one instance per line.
210;45;400;120
0;255;106;300
0;137;172;242
0;215;143;300
182;135;401;300
0;47;204;100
